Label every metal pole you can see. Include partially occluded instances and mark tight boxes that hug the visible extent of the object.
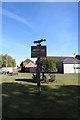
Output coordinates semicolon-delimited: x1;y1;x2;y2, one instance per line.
6;55;8;75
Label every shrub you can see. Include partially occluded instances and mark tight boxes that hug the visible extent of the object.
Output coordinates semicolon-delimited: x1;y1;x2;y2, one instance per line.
32;74;37;83
41;58;57;73
49;74;55;82
44;74;49;83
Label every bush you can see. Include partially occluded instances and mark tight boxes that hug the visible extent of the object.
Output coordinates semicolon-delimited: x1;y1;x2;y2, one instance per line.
41;58;57;73
49;74;55;82
32;73;55;84
44;74;49;83
32;74;37;83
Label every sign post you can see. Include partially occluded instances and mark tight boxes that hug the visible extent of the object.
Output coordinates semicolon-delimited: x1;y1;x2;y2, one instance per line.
37;56;41;94
31;39;47;94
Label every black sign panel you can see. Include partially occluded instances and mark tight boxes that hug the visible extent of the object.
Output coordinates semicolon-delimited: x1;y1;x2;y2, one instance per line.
31;46;47;58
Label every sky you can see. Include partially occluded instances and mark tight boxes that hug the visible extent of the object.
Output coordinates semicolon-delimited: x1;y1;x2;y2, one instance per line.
1;2;78;66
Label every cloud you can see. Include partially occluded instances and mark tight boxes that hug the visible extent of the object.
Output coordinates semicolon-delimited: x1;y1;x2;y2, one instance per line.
1;8;33;28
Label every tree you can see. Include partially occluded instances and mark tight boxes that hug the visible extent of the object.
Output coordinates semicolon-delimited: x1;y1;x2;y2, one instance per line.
1;54;16;67
20;62;25;71
40;57;57;72
75;55;80;60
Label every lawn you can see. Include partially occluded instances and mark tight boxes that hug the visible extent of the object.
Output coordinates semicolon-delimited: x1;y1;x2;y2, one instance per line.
0;73;80;119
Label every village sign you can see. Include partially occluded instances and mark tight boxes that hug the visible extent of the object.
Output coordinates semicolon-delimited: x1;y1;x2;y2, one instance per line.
31;39;47;94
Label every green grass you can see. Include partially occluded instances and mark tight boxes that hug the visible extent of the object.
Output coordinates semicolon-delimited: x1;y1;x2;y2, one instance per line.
0;73;80;118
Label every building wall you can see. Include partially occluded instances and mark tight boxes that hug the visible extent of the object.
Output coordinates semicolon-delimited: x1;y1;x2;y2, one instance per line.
21;67;36;73
63;63;80;73
30;67;36;73
56;62;63;73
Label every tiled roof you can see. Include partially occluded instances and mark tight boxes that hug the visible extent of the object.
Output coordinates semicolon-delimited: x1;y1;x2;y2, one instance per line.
23;59;37;67
63;58;80;64
48;56;80;64
48;56;74;62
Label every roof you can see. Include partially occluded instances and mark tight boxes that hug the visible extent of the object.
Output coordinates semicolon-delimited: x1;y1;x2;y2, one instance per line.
48;56;80;64
48;56;73;62
63;58;80;64
23;59;37;68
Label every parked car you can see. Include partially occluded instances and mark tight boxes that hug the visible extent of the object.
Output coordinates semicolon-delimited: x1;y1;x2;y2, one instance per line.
0;67;18;75
0;67;13;74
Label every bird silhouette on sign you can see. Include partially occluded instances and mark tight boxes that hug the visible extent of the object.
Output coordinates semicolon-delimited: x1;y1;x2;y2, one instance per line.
34;39;46;44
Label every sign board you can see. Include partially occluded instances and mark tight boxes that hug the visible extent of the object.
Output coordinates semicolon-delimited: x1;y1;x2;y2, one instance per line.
31;46;47;58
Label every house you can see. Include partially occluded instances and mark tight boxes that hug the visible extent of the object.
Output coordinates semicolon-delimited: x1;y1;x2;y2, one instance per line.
20;59;37;73
48;56;80;74
63;57;80;74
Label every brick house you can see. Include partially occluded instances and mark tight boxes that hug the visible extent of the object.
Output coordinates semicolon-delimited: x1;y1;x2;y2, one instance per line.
20;59;37;72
